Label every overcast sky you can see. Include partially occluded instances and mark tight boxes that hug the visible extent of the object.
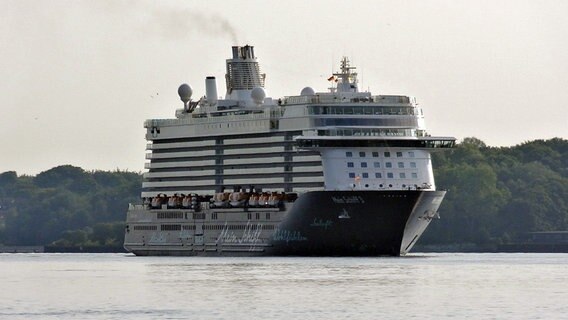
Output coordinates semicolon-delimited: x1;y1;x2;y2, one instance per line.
1;0;567;175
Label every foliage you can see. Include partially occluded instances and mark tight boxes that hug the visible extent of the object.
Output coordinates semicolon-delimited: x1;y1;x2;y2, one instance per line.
0;166;141;246
422;137;568;248
0;138;567;248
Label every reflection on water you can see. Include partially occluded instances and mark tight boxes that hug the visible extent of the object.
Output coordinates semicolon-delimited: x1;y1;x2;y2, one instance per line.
1;253;567;319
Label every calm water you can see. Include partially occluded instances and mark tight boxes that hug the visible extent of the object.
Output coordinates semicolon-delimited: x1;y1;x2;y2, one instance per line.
0;253;566;319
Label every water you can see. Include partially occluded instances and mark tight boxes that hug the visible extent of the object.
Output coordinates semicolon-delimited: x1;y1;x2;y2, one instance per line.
0;253;566;319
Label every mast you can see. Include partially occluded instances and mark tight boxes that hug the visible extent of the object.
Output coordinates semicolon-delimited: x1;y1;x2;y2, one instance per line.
333;57;359;93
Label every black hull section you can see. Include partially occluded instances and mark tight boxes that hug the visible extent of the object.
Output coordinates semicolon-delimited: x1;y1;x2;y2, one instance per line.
267;190;445;256
126;190;446;257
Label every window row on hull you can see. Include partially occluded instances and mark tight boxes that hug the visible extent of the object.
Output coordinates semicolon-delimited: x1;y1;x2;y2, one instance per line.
311;117;419;128
141;181;325;196
297;138;456;149
143;171;324;183
146;161;322;174
149;131;300;145
149;141;295;154
147;150;320;164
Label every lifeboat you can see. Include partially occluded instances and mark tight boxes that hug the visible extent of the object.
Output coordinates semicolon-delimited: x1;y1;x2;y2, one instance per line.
182;195;192;208
259;193;269;207
212;192;230;208
151;193;168;209
267;192;281;207
249;194;259;207
168;194;183;208
229;192;247;207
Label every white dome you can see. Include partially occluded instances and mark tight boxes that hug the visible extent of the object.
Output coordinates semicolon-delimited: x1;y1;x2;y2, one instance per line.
300;87;315;96
251;87;266;105
178;83;193;103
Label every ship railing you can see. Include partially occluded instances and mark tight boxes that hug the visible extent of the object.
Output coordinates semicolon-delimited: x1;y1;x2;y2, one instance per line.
144;112;273;127
282;95;320;105
128;203;146;210
282;94;416;106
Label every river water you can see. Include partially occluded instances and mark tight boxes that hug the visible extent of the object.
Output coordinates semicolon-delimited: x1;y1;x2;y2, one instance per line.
0;253;566;319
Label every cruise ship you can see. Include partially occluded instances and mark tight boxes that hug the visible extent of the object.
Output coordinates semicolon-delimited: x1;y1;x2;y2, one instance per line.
123;45;455;256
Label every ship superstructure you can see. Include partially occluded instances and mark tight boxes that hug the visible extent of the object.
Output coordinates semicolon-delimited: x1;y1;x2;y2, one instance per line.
124;45;455;256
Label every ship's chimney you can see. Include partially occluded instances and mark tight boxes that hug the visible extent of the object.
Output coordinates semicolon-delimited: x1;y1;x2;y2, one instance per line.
205;76;218;106
225;45;266;99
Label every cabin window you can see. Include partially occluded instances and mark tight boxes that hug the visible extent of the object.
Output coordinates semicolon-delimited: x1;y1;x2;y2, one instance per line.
387;172;394;178
375;172;382;178
346;152;353;157
408;151;415;158
373;162;381;168
400;173;406;179
347;162;354;168
361;162;367;168
359;151;366;157
410;162;417;168
398;162;404;168
385;162;392;168
348;172;356;178
372;152;379;157
396;152;403;157
362;173;369;178
411;173;418;179
384;152;391;157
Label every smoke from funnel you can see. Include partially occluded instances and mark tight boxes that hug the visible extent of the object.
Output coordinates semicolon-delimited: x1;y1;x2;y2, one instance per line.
148;8;239;44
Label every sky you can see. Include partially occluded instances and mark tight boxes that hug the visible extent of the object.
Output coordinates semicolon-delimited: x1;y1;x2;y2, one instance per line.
1;0;567;175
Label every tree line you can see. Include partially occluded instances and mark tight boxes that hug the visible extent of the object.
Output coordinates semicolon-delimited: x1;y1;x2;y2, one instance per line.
0;167;141;248
0;137;566;250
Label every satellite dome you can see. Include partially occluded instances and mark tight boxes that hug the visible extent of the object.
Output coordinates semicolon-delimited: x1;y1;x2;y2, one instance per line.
178;83;193;103
301;87;315;96
251;87;266;105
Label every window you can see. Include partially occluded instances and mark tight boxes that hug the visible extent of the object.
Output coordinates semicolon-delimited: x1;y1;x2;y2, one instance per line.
373;162;381;168
348;172;356;178
161;224;181;231
359;151;366;157
361;162;367;168
411;173;418;179
134;225;158;231
385;162;392;168
410;162;417;168
193;213;205;220
408;151;415;158
384;152;391;157
266;212;271;220
346;152;353;157
362;173;369;178
347;162;354;168
398;162;404;168
375;172;382;178
372;152;379;157
387;172;394;178
396;151;403;157
400;172;406;179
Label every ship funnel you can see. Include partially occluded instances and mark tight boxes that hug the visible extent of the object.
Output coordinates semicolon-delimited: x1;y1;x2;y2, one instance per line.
205;76;218;105
225;45;266;98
